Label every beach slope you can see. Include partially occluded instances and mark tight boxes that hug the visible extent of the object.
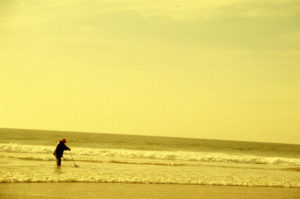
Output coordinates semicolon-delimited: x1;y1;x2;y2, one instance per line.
1;183;300;199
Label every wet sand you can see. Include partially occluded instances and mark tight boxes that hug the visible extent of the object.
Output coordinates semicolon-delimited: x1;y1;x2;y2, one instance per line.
1;183;300;199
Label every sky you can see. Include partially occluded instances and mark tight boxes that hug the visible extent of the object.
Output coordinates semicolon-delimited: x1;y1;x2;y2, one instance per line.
0;0;300;144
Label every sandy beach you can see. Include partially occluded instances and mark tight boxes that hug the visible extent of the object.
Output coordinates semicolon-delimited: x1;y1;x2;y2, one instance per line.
1;183;300;199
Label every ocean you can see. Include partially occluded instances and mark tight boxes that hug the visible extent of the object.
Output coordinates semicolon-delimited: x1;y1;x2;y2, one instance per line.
0;128;300;187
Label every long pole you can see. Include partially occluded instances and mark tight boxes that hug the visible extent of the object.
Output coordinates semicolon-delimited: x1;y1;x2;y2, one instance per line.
70;151;79;167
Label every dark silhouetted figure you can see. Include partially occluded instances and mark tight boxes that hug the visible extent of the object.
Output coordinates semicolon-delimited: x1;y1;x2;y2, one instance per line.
54;138;71;167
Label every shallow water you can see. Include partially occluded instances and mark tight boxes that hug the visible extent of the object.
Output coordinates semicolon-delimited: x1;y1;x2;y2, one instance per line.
0;128;300;187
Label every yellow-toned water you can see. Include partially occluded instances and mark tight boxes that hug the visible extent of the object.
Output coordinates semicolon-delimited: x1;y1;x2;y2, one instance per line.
1;128;300;187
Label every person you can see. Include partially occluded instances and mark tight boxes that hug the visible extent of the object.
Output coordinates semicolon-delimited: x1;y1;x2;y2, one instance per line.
54;138;71;167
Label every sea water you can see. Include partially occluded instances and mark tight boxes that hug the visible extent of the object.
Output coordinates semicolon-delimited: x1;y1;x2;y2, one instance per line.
0;128;300;187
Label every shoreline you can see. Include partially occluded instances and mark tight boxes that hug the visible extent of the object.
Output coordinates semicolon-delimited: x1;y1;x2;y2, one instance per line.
1;183;300;199
0;182;299;188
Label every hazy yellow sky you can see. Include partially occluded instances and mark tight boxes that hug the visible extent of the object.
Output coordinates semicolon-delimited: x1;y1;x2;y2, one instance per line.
1;0;300;144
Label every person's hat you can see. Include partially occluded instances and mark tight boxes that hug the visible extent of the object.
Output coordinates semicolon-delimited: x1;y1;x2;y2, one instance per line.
62;139;66;143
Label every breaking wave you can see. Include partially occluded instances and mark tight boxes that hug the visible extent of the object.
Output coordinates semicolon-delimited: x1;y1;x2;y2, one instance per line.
1;143;300;188
0;174;299;188
1;143;300;166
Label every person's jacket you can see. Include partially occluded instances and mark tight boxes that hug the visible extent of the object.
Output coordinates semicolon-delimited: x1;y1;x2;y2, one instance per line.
54;141;70;158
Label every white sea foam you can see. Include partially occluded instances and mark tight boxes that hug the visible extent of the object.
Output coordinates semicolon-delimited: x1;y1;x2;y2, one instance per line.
1;143;300;188
1;143;300;166
0;171;300;188
0;143;53;154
